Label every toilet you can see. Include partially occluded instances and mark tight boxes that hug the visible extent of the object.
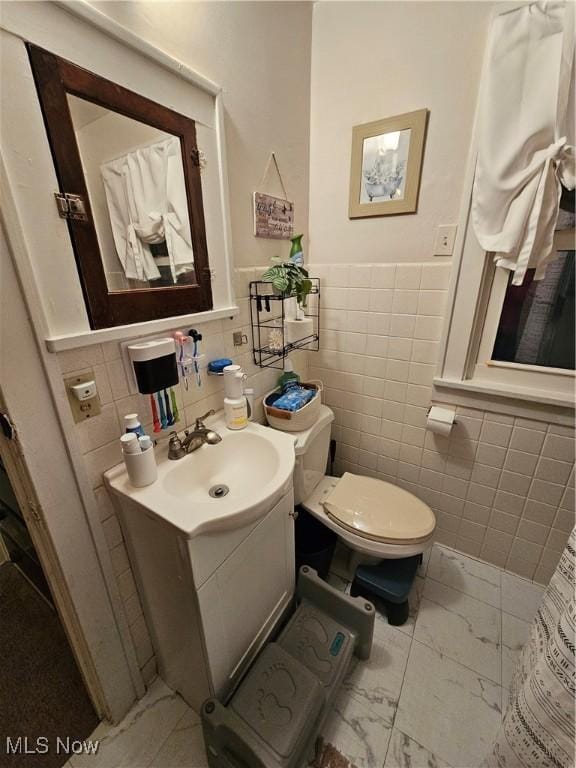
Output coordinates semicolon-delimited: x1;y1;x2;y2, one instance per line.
291;405;436;565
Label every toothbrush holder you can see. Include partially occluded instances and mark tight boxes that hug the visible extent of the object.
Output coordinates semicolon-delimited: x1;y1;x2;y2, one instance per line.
123;446;158;488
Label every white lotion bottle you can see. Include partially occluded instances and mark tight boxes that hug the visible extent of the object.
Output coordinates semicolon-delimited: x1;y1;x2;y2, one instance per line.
224;396;248;430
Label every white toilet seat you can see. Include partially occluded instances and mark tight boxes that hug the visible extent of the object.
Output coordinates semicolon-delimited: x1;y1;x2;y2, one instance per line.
301;474;436;559
323;472;435;545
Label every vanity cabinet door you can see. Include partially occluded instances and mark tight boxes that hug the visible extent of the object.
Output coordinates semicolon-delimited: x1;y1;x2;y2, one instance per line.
196;491;295;699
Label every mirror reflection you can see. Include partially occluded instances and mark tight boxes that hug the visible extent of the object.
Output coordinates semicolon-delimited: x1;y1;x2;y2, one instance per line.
68;94;196;292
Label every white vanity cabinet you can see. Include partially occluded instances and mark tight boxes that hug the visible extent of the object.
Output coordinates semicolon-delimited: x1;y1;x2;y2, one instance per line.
116;489;295;711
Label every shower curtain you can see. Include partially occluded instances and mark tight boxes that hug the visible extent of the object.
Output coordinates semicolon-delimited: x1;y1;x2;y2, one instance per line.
484;526;575;768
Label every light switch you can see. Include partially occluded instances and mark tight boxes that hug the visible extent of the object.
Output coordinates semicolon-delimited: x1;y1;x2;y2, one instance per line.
434;225;457;256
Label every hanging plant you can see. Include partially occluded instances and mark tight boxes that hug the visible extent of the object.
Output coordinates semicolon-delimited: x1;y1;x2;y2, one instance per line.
261;257;313;307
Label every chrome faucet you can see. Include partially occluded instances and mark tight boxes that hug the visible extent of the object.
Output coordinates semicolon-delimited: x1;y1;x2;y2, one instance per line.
168;410;222;460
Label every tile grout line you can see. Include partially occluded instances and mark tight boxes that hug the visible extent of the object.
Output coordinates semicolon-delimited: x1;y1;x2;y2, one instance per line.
409;634;504;693
145;706;193;768
383;572;419;767
409;547;505;688
424;573;500;610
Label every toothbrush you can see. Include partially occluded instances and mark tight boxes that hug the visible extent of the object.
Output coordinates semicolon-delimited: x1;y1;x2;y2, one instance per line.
174;331;189;391
193;337;202;388
157;391;167;430
150;394;161;433
164;389;174;426
188;328;203;389
170;388;179;423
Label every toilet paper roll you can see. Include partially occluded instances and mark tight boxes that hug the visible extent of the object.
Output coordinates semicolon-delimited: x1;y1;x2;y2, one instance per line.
426;406;456;436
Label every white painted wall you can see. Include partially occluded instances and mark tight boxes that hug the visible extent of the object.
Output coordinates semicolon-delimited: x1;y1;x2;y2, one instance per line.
306;3;574;584
0;0;314;713
0;214;140;721
89;0;313;269
1;0;312;341
1;2;236;340
308;1;494;264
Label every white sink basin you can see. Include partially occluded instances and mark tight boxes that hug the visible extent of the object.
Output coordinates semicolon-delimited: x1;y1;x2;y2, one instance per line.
105;413;296;537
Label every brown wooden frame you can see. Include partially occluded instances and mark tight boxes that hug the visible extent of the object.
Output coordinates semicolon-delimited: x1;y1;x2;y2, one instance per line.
27;44;213;329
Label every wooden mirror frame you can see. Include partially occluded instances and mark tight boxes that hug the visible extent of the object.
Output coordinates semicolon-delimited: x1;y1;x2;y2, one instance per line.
27;44;213;330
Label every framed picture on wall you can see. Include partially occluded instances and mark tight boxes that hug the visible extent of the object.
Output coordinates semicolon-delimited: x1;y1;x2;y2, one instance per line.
349;109;428;218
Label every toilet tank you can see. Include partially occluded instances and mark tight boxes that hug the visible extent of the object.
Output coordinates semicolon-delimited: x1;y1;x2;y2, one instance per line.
293;406;335;505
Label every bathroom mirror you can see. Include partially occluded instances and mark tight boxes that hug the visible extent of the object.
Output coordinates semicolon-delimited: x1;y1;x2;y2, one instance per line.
27;45;212;329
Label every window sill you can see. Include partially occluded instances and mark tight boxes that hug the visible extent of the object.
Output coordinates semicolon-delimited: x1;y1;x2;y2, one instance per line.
45;305;240;352
433;376;575;424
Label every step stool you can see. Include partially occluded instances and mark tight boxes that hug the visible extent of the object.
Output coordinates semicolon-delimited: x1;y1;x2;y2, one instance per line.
350;555;421;626
201;566;375;768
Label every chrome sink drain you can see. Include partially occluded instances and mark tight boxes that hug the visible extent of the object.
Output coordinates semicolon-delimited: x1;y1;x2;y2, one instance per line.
209;484;229;499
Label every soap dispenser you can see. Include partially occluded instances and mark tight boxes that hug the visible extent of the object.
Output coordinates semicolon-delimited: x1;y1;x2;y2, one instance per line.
277;358;300;390
223;365;249;430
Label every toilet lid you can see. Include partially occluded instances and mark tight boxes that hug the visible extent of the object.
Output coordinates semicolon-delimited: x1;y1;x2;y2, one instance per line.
323;473;435;544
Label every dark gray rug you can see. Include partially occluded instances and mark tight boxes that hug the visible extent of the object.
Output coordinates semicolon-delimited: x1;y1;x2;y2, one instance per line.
0;563;98;768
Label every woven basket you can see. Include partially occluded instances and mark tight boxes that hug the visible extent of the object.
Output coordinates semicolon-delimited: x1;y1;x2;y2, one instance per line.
264;381;323;432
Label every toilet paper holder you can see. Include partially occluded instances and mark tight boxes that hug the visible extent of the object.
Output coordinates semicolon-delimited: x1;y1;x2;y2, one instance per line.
426;406;457;425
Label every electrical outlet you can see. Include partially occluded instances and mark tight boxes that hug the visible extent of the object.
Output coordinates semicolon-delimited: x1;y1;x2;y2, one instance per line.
434;225;457;256
64;371;101;423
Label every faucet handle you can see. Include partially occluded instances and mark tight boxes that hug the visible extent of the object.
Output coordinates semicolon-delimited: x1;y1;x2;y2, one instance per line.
168;431;185;460
195;409;215;430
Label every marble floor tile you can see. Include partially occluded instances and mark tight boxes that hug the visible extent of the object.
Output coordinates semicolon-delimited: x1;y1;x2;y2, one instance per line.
502;612;530;690
341;617;411;725
414;579;502;683
70;678;188;768
427;546;501;608
149;710;207;768
395;641;502;768
72;547;546;768
501;571;545;622
384;728;452;768
319;689;392;768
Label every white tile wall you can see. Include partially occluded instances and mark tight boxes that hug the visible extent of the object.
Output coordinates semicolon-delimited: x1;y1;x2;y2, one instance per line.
54;259;573;685
57;266;309;678
309;262;575;584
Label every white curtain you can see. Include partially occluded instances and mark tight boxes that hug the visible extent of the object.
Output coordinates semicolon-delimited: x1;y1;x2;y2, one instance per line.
483;526;575;767
101;136;194;282
472;1;575;286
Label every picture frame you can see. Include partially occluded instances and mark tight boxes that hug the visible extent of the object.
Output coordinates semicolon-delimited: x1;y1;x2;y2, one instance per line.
349;109;428;219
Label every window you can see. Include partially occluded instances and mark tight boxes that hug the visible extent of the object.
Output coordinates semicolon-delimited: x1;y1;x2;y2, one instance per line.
492;252;574;371
438;203;575;408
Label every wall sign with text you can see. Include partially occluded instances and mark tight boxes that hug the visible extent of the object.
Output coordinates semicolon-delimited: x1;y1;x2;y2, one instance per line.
253;192;294;239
